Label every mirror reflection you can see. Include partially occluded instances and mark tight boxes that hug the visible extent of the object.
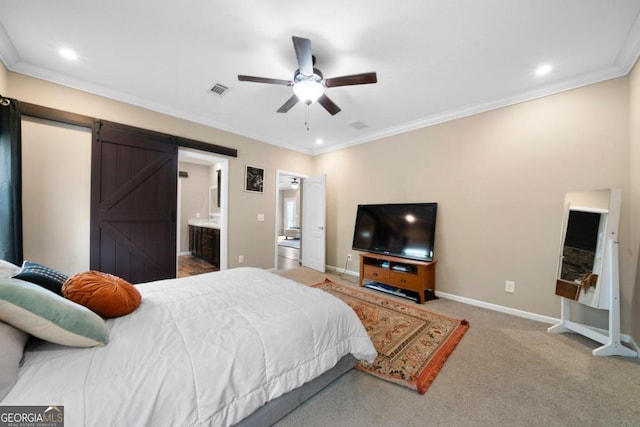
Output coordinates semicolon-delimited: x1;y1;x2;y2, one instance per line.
559;209;607;304
556;189;611;308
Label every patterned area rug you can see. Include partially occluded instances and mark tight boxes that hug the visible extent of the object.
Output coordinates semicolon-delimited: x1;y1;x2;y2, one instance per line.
312;279;469;394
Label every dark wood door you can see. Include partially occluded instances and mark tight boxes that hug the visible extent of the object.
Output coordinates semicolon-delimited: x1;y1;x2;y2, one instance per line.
90;121;177;283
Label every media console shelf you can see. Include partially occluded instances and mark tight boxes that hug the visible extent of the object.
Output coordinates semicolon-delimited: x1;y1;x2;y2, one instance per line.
358;253;437;304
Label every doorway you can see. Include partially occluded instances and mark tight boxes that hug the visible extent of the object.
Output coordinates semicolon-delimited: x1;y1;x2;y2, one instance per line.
275;170;305;271
177;148;228;275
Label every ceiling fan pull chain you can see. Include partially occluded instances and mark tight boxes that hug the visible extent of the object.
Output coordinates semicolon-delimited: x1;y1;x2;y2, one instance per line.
305;103;310;131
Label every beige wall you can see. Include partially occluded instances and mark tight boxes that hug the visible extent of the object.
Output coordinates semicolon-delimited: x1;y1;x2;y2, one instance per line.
314;77;635;334
5;71;314;270
21;117;92;275
630;62;640;341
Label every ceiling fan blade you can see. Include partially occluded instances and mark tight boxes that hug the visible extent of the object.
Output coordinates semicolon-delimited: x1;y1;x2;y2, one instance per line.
324;72;377;88
292;36;313;76
317;94;341;116
238;75;292;86
277;95;299;113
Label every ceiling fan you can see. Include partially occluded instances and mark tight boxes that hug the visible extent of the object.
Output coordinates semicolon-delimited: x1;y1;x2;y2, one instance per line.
238;36;377;116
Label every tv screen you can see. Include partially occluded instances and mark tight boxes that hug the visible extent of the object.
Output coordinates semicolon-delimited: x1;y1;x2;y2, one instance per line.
351;203;437;262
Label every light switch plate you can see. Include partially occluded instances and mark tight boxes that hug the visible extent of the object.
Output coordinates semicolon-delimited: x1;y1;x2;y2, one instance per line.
505;281;515;293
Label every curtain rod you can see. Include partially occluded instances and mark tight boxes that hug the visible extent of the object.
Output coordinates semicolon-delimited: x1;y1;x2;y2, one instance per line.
0;94;10;106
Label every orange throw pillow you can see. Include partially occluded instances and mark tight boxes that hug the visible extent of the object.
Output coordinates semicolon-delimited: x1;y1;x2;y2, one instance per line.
63;271;141;318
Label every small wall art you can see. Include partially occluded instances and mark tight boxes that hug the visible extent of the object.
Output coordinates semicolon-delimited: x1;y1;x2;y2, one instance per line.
245;165;264;193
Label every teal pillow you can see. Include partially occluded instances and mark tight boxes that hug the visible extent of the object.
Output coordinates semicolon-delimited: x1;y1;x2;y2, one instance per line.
0;278;109;347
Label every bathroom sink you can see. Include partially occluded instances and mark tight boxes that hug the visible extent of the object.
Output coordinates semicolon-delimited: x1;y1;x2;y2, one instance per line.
188;219;220;229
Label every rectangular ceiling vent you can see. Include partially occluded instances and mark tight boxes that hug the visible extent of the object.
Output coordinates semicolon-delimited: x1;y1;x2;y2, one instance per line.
208;83;230;97
349;120;369;130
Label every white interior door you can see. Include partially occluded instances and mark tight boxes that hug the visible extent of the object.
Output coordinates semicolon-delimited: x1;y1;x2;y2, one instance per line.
301;175;326;272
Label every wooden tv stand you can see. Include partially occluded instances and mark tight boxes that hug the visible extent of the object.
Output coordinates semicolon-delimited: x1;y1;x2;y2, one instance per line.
358;253;437;304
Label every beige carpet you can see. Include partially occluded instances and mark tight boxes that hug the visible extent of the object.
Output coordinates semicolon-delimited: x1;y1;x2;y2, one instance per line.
275;267;640;427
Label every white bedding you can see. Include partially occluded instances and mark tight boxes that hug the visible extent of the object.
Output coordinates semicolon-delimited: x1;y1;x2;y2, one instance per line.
2;267;376;426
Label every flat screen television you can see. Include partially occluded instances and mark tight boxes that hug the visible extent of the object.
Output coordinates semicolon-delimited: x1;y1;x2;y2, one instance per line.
351;203;437;262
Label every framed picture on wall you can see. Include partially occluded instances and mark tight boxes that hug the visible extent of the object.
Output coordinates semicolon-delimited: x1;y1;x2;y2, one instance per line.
245;165;265;193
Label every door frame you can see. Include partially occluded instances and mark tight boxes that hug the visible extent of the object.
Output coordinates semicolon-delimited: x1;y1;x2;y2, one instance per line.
177;148;229;270
274;169;307;270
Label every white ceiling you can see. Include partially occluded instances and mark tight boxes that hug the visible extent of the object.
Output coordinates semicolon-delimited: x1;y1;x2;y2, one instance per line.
1;1;640;155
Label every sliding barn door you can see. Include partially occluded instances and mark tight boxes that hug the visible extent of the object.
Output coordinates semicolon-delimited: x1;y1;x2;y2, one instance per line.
90;121;177;283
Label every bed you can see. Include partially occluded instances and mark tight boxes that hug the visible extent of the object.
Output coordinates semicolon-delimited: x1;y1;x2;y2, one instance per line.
1;266;377;426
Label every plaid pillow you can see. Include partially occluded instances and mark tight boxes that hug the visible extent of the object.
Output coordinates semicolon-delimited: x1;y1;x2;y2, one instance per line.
13;261;68;295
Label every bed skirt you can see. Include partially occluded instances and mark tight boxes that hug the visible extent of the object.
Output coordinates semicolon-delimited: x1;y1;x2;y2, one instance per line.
236;354;357;426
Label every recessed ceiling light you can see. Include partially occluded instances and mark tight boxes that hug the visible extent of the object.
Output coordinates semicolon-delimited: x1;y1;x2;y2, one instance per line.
59;48;78;61
316;139;323;145
535;64;553;76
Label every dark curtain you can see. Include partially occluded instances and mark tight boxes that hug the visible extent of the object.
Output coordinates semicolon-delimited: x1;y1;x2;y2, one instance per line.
0;97;22;264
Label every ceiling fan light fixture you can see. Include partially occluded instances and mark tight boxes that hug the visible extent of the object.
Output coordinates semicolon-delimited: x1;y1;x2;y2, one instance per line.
293;80;324;104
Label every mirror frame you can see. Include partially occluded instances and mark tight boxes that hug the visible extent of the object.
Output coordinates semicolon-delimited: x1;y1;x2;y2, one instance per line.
549;188;636;357
555;189;619;309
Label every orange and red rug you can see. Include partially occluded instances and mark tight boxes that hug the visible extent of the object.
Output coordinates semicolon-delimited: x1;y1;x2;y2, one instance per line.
312;279;469;394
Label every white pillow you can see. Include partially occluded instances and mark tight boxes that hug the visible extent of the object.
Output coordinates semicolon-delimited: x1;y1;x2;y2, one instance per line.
0;320;29;401
0;277;109;347
0;260;21;278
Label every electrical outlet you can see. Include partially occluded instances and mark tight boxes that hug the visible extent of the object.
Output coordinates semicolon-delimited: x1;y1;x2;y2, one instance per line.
238;255;244;264
347;254;352;262
505;280;515;293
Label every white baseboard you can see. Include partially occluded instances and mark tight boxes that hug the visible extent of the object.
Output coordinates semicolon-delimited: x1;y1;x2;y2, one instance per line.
326;264;639;357
433;291;639;356
435;290;559;324
326;265;359;277
326;263;557;324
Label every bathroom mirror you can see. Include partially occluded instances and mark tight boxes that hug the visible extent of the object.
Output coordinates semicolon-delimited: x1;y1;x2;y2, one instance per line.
555;189;614;309
208;169;222;216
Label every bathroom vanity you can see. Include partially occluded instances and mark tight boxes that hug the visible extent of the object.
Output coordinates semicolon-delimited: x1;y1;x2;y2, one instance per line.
189;221;220;268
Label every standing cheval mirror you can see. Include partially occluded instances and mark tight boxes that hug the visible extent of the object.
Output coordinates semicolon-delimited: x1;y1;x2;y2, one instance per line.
548;188;637;357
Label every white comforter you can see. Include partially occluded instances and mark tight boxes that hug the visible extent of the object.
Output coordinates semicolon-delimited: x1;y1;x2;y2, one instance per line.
3;267;376;426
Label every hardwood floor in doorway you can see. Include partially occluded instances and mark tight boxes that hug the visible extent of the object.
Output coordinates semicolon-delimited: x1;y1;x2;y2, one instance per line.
178;255;218;277
278;244;300;271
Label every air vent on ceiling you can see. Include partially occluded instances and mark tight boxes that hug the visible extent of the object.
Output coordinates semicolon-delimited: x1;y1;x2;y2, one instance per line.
349;120;369;130
208;83;230;97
